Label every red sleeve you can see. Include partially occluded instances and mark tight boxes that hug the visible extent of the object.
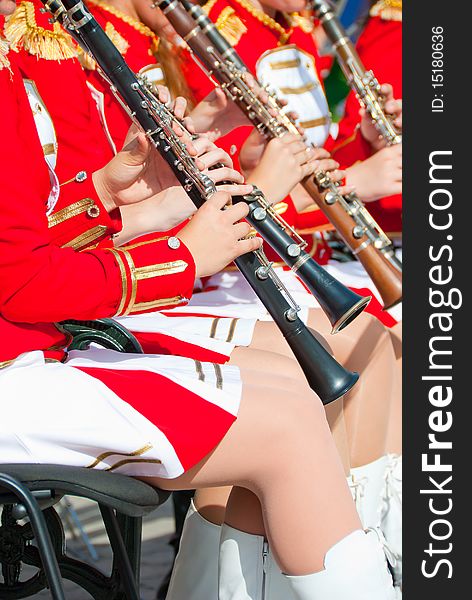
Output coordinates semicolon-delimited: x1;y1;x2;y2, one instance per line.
0;62;196;325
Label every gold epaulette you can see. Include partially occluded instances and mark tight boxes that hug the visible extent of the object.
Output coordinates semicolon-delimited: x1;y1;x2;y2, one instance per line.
215;6;247;46
202;0;247;47
78;22;130;70
285;12;315;34
370;0;402;22
0;37;11;72
4;1;77;60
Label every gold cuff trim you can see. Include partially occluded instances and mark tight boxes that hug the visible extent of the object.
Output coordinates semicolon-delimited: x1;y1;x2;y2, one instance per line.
129;296;186;313
107;248;129;317
120;249;138;317
135;260;189;280
62;225;108;250
122;236;169;251
48;198;95;228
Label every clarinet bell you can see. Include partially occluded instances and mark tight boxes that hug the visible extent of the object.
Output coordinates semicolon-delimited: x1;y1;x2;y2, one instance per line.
291;325;359;404
298;258;371;333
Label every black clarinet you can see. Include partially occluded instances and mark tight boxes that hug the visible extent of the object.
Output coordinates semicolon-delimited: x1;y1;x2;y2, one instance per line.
41;0;360;403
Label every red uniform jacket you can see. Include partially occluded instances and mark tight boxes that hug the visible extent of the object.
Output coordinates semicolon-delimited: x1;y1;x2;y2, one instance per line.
84;0;163;151
0;52;196;364
330;12;403;234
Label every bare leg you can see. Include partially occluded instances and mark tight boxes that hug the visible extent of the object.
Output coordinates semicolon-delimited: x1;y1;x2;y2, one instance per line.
246;312;396;466
143;384;360;574
385;321;402;454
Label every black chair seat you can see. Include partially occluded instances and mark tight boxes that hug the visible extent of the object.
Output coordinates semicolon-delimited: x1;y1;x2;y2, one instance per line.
0;464;169;517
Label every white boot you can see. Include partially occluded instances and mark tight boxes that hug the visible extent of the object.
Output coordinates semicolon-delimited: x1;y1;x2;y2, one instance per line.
166;499;220;600
218;523;292;600
381;454;402;589
218;475;359;600
350;456;389;530
285;530;396;600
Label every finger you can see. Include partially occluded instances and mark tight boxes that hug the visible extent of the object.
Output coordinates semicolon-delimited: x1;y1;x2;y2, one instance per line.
173;96;188;120
121;123;141;149
286;110;299;121
279;133;300;145
337;184;356;196
289;140;310;155
236;236;263;255
199;149;233;169
217;183;254;196
380;83;393;101
316;158;340;173
183;115;196;134
208;166;245;184
155;85;170;105
328;169;346;184
121;131;151;165
192;135;214;156
310;147;331;160
233;221;252;239
224;201;250;222
207;191;232;210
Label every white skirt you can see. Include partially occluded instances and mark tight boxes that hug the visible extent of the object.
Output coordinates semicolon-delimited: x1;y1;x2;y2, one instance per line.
0;348;242;479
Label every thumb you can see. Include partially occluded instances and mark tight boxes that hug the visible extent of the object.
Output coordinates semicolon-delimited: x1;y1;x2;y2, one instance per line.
120;131;151;166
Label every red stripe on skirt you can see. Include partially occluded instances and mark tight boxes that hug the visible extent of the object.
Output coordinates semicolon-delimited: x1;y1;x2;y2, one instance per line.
132;331;230;364
73;367;236;472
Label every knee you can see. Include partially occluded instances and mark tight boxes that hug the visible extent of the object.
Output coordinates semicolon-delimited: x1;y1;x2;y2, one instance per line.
259;390;327;451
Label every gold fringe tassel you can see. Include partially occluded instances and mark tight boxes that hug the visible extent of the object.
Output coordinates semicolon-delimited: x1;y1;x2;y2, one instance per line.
0;38;11;72
215;6;247;46
370;0;402;22
4;1;77;60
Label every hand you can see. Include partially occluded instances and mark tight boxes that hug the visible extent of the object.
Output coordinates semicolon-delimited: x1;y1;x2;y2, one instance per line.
345;144;402;202
247;135;337;204
360;83;402;151
179;192;263;277
114;187;197;246
92;116;200;210
192;135;253;196
190;74;279;139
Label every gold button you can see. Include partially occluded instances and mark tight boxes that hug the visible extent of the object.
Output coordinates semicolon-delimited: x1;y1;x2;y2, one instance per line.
87;205;100;218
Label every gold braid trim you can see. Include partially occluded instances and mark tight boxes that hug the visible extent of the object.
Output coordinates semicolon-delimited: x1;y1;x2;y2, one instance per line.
0;37;12;73
370;0;402;22
284;12;315;34
215;7;247;46
78;21;130;70
231;0;293;46
4;1;77;60
202;0;219;14
87;0;160;54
